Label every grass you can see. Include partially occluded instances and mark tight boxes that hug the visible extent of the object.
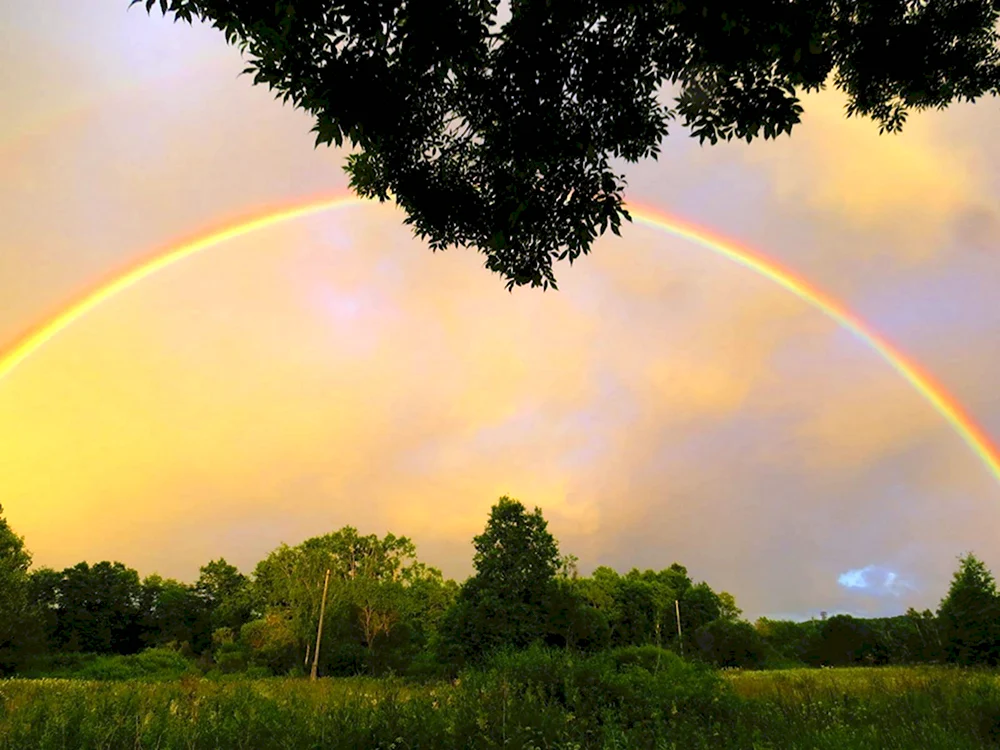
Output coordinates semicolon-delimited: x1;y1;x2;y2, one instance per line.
2;657;1000;748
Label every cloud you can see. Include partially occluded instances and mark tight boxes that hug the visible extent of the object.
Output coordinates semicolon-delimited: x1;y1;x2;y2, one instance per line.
728;88;983;261
838;565;916;598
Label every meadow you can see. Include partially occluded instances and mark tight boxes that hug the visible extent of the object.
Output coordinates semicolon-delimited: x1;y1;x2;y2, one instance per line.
2;651;1000;750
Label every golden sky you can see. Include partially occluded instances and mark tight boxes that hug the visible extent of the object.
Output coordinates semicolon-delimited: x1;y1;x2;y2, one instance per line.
2;2;999;619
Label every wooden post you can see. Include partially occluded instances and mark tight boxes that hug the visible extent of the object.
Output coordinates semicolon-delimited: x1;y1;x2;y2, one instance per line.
310;569;331;681
675;599;683;658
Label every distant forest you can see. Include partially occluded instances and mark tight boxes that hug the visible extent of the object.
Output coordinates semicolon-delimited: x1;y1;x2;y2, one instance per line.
1;496;998;678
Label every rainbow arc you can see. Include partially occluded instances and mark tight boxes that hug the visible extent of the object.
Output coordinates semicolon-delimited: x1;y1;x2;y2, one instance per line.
2;195;997;484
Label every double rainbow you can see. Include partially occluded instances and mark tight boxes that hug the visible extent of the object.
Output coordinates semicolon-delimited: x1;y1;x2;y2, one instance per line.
2;195;997;484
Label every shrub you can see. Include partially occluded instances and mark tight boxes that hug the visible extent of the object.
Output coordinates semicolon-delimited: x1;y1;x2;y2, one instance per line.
453;644;735;746
695;620;768;669
214;643;248;674
76;648;198;681
17;648;197;681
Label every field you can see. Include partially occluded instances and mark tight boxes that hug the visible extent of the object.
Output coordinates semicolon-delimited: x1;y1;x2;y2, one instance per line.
2;660;1000;749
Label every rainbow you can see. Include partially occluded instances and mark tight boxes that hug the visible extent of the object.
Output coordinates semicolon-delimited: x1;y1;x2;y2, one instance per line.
2;195;998;485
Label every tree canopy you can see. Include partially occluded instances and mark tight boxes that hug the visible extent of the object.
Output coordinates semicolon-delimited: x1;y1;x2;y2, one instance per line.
0;504;32;669
135;0;1000;289
441;495;561;659
937;552;1000;666
5;495;1000;676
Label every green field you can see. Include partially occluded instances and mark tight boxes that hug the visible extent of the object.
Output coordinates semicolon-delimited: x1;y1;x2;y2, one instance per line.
2;663;999;749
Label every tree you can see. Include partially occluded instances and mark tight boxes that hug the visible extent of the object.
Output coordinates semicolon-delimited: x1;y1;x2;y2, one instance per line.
717;591;742;622
442;496;561;659
672;582;723;652
241;612;300;674
0;505;33;671
195;558;253;633
695;618;766;669
140;575;208;653
904;607;945;664
609;574;661;648
810;614;876;666
544;578;610;651
251;527;440;675
938;553;1000;666
754;617;820;666
47;561;145;654
75;562;145;654
28;567;62;651
136;0;1000;290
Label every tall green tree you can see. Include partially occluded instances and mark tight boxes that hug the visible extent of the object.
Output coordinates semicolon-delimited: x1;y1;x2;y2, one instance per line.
136;0;1000;290
46;561;145;654
442;496;561;660
938;553;1000;666
195;558;252;633
0;505;33;671
140;575;209;653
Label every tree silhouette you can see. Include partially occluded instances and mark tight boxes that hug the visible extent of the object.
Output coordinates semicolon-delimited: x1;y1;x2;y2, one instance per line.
938;552;1000;666
133;0;1000;290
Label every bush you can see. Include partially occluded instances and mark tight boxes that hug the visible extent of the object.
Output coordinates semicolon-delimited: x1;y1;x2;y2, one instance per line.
214;643;248;674
610;644;684;673
405;650;455;682
452;644;735;746
695;620;768;669
16;648;198;681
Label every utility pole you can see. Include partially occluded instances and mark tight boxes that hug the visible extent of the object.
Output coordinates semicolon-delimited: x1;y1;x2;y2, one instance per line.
310;569;331;681
675;599;684;658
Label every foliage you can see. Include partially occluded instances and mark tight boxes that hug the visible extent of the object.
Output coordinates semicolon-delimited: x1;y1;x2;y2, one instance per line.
15;647;198;681
195;559;252;633
140;574;211;653
240;614;299;675
543;578;610;652
808;614;879;666
134;0;1000;290
29;561;146;655
11;492;1000;692
938;552;1000;666
250;527;446;676
695;618;768;669
441;496;561;660
755;617;822;666
0;505;33;672
454;644;734;746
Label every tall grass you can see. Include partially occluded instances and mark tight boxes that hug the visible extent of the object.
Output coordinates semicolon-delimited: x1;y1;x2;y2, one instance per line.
726;666;1000;749
2;654;999;749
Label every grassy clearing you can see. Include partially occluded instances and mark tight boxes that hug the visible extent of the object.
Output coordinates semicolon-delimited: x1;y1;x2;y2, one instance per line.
725;666;1000;749
2;658;999;749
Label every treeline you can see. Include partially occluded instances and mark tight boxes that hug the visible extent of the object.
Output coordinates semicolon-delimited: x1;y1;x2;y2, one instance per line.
0;497;997;678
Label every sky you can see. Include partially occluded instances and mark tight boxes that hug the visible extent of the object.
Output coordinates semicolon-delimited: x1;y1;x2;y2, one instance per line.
2;2;999;622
